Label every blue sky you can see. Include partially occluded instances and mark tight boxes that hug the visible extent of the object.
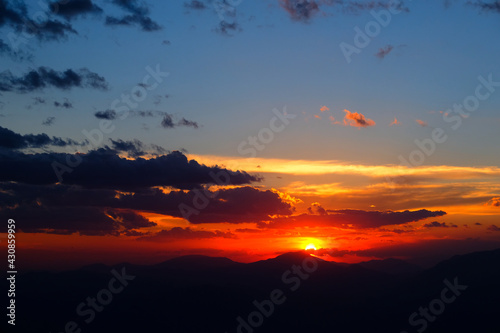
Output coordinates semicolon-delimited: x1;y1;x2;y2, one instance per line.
2;1;499;167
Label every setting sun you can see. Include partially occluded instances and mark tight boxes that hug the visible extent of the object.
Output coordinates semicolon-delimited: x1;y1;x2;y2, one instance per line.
305;244;317;251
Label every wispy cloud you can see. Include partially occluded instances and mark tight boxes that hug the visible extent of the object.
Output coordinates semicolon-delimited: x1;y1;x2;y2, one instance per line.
390;117;400;126
375;44;394;59
416;119;428;127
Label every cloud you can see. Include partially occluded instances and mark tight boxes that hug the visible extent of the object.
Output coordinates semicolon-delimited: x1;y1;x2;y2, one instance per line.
42;116;55;126
0;148;260;190
139;227;236;241
0;38;32;61
320;105;330;112
161;114;199;129
49;0;103;20
423;221;458;228
106;0;162;31
389;117;400;126
485;197;500;207
109;138;146;158
343;109;376;128
184;0;207;10
375;44;394;59
54;99;73;109
0;183;291;235
469;0;500;13
94;109;117;120
279;0;320;22
258;209;447;229
487;225;500;232
416;119;428;127
94;110;199;129
0;0;77;41
4;205;155;236
341;0;409;13
0;125;85;149
214;21;241;35
177;117;199;128
186;187;294;224
107;138;167;158
0;67;108;92
279;0;408;22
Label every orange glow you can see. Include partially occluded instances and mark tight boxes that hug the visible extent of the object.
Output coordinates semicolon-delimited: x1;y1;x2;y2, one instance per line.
305;243;317;250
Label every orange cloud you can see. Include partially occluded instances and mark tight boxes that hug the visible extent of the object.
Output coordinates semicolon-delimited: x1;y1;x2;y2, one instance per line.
314;114;321;119
390;117;400;126
320;105;330;112
329;115;340;125
416;119;428;127
485;197;500;207
343;109;376;128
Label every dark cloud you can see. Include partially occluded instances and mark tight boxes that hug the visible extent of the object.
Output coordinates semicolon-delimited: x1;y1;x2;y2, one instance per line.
33;97;46;104
487;225;500;232
375;44;394;59
214;20;241;35
279;0;320;22
341;0;409;13
258;209;447;229
42;116;55;126
177;117;199;129
161;114;199;129
93;109;199;129
0;125;85;149
0;148;260;190
423;221;458;228
185;187;294;224
139;227;236;241
279;0;408;22
0;183;290;235
468;0;500;13
54;99;73;109
94;109;117;120
184;0;207;10
0;0;77;41
49;0;103;20
4;204;155;236
161;114;175;128
0;67;108;92
106;0;161;31
108;138;147;158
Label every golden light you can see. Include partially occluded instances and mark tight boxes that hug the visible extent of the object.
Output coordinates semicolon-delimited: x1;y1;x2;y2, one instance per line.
305;244;317;251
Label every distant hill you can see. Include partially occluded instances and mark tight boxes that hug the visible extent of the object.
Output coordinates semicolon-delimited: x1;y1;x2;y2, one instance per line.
15;248;500;333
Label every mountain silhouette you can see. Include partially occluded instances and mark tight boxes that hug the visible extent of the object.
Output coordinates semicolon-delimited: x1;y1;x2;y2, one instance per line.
15;248;500;333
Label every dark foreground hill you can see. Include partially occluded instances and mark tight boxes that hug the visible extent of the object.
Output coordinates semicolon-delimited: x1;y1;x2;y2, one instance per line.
14;249;500;333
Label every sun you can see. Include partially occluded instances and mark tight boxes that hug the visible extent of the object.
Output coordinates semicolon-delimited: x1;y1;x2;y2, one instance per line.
305;243;317;251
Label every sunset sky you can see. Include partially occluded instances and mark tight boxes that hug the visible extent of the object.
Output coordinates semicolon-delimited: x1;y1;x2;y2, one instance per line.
1;0;499;270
